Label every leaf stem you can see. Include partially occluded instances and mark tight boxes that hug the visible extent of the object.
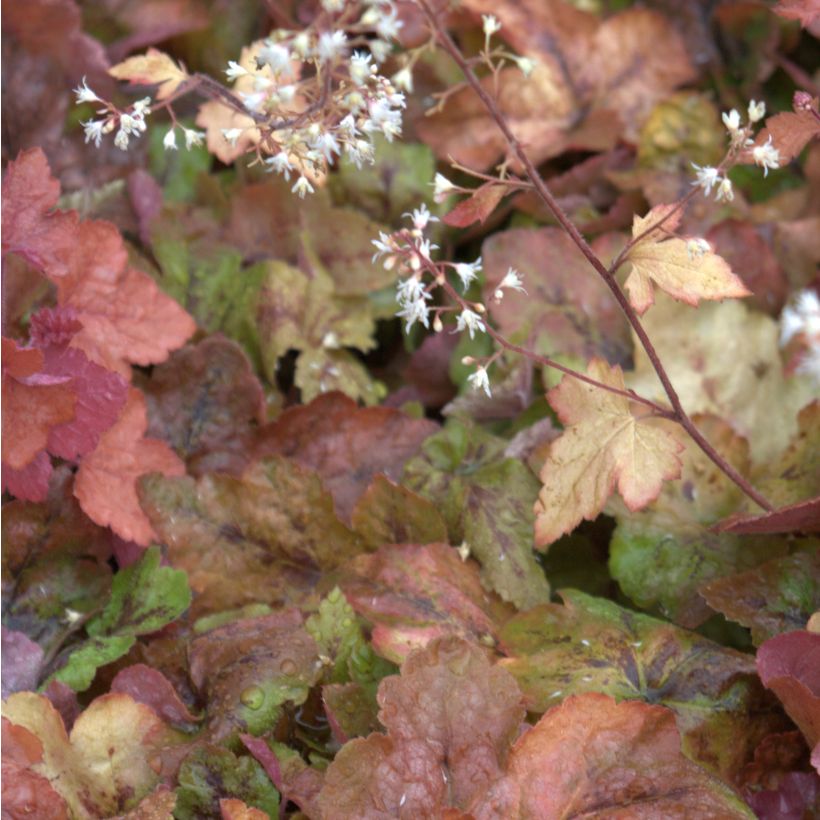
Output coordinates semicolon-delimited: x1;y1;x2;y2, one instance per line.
417;0;773;512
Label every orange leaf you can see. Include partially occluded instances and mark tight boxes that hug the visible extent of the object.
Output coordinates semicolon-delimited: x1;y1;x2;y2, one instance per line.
443;183;507;227
624;204;751;314
534;359;683;546
220;798;269;820
75;389;185;545
109;48;188;100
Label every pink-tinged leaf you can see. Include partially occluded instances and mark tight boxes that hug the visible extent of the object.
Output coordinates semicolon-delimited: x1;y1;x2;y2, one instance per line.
241;735;324;818
624;204;751;314
341;543;512;664
474;693;754;819
714;497;820;535
443;183;507;227
43;681;81;734
757;631;820;752
773;0;820;26
256;392;437;522
534;359;683;546
744;771;820;820
111;665;199;727
74;389;186;545
2;451;53;502
317;637;524;818
751;106;820;165
1;148;79;276
1;627;44;697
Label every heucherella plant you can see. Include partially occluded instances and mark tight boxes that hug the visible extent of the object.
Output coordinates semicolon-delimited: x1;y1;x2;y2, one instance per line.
87;0;818;543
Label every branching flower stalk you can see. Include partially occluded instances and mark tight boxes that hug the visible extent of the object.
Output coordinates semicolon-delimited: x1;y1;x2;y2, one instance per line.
413;0;775;512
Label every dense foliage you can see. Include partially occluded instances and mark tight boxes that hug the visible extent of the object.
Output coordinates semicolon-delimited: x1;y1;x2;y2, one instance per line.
2;0;819;817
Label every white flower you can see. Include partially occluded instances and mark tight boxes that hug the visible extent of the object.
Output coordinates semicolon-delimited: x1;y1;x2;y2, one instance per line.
363;97;403;141
73;77;101;104
163;128;178;150
780;290;820;346
499;267;526;293
82;119;105;147
257;42;292;75
515;56;536;77
292;32;311;58
119;113;146;137
748;100;766;123
396;294;431;331
372;230;397;263
345;139;375;169
322;0;345;11
404;203;437;232
468;366;491;397
183;128;205;149
397;275;430;306
225;61;248;81
266;150;294;179
276;85;296;104
349;52;374;86
114;129;130;151
221;128;243;147
369;39;391;63
338;114;359;139
454;257;481;291
411;238;437;270
482;14;501;37
318;31;348;62
376;9;402;40
685;238;710;260
691;163;721;196
391;66;413;93
310;130;341;161
722;108;742;134
292;175;315;197
432;172;456;203
456;308;486;339
715;177;734;202
132;97;152;117
241;91;267;113
752;136;780;176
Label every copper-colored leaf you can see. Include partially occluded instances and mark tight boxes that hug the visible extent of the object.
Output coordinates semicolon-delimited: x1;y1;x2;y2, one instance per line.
109;48;188;100
443;183;507;227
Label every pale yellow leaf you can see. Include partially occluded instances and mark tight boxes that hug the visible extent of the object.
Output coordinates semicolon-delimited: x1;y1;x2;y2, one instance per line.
109;49;188;101
534;359;683;546
624;205;751;314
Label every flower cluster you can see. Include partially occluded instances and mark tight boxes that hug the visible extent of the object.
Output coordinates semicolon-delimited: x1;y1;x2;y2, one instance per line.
75;0;409;195
690;100;780;202
371;188;527;398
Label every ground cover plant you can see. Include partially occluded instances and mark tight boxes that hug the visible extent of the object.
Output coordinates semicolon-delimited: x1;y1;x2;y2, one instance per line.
2;0;820;817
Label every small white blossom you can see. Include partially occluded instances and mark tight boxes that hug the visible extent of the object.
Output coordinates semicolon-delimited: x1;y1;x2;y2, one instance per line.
225;61;248;81
322;0;346;11
241;90;267;113
292;32;311;58
780;290;820;345
345;139;375;168
372;230;396;262
318;31;348;62
132;97;152;117
411;238;437;270
456;308;486;339
369;39;391;63
265;150;294;179
114;129;130;151
310;130;341;162
752;136;780;176
292;175;315;198
82;119;105;147
691;163;721;196
363;97;403;141
276;85;296;104
404;203;437;232
686;238;711;260
515;56;536;77
376;9;403;40
432;172;456;203
163;128;178;150
715;177;734;202
453;258;481;290
482;14;501;37
391;66;413;93
499;267;526;293
183;128;205;150
74;77;102;104
397;275;430;306
119;112;146;137
338;114;359;139
468;366;491;397
221;128;243;147
722;108;742;134
257;42;293;75
748;100;766;123
349;52;374;85
396;294;431;331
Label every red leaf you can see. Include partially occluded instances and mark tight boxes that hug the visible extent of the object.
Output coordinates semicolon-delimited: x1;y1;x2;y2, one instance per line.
715;497;820;535
757;631;820;753
74;389;186;544
1;451;53;502
443;183;507;227
110;665;199;727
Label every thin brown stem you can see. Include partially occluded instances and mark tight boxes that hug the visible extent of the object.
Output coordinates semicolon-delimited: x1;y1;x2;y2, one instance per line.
417;0;773;512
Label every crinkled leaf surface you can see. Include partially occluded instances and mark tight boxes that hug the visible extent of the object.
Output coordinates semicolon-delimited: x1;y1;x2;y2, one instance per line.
702;552;820;646
2;692;179;820
256;392;437;522
623;204;751;314
317;637;524;818
475;693;753;819
499;590;780;781
138;456;363;616
535;359;683;546
608;415;785;628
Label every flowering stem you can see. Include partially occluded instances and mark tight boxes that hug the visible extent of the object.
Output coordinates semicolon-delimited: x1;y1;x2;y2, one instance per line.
418;0;773;512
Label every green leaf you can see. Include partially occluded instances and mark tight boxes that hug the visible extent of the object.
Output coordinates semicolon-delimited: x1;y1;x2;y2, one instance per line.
175;745;280;819
148;121;213;202
52;547;190;691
